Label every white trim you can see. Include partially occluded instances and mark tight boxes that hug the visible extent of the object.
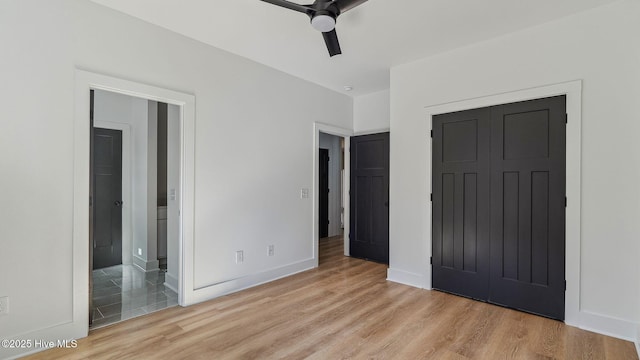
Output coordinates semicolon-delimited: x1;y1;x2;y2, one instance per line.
71;70;196;346
132;256;160;272
314;123;353;259
387;268;427;289
164;273;179;293
564;310;638;342
353;127;390;136
93;121;133;265
635;329;640;359
188;259;316;304
415;80;584;326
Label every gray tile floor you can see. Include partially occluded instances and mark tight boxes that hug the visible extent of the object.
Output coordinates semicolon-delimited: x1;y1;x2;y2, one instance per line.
91;265;178;329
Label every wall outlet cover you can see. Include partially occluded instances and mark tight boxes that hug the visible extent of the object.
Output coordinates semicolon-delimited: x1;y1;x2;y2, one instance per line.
301;188;310;199
0;296;9;315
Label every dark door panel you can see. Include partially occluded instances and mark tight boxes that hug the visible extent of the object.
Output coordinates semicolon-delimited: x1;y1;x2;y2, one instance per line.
489;95;566;320
432;108;491;300
431;95;566;320
350;133;389;264
93;127;123;270
319;148;329;238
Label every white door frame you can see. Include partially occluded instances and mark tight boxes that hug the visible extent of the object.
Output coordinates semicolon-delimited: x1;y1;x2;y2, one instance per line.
73;70;196;338
424;80;582;326
313;123;353;262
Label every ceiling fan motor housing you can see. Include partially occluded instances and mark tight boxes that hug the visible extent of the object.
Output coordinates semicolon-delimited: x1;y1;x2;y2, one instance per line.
311;10;337;32
260;0;369;56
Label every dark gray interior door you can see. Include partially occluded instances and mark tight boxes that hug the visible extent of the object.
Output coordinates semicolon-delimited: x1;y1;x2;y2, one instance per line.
489;96;566;320
432;95;566;320
432;108;491;300
350;132;389;264
319;148;329;238
92;127;123;270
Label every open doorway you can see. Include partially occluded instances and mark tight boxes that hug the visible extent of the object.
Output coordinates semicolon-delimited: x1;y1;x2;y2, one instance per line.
89;89;181;328
318;131;347;265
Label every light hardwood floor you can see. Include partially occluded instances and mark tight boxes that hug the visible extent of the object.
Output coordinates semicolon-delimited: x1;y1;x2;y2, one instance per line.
27;236;637;359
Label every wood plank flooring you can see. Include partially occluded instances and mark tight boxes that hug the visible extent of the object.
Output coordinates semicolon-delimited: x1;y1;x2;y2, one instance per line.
26;236;637;359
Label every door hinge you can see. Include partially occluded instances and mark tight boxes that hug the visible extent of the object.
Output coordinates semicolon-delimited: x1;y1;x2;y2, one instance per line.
565;113;568;124
430;130;433;138
564;280;567;291
430;256;433;265
565;197;567;207
430;193;433;202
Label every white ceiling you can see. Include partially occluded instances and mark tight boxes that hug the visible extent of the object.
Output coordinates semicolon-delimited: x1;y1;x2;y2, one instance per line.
91;0;617;97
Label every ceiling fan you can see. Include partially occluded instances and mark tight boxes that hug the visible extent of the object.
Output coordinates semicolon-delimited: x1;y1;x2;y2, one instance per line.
259;0;369;57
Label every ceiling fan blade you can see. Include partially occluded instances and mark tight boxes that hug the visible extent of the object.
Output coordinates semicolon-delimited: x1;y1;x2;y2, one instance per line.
260;0;312;14
322;29;342;57
334;0;368;13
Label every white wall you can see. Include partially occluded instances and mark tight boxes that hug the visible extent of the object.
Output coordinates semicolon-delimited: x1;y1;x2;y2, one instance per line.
388;0;640;342
130;96;152;269
165;104;181;292
145;101;159;271
353;89;390;134
0;0;351;358
319;133;342;237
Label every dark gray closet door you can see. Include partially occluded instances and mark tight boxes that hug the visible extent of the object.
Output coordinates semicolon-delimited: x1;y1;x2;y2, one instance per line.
432;95;566;320
432;108;491;300
489;95;566;320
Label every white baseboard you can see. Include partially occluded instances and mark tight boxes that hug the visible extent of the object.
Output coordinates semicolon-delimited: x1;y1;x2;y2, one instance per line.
132;256;159;272
386;268;426;289
185;259;316;306
566;310;638;343
164;272;179;293
0;320;85;360
635;324;640;358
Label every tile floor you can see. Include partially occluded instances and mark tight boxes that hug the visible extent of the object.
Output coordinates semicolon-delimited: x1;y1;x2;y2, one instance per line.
91;265;178;329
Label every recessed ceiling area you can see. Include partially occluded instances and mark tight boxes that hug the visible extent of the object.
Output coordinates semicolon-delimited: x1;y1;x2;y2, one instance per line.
91;0;618;96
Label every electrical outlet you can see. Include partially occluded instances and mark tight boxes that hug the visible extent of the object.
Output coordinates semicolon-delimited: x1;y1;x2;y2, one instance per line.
300;188;309;199
235;250;244;264
0;296;9;315
268;245;275;257
138;248;142;256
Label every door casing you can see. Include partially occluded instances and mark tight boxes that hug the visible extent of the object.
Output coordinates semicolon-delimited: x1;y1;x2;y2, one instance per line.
72;70;196;341
313;124;352;264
